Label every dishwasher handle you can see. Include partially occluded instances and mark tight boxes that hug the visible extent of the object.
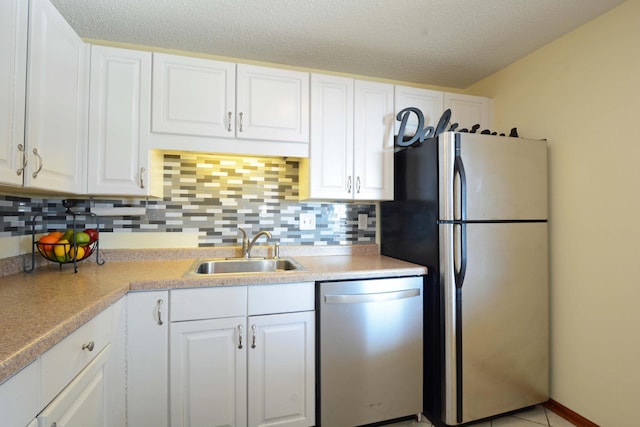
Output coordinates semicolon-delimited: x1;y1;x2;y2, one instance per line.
324;288;420;304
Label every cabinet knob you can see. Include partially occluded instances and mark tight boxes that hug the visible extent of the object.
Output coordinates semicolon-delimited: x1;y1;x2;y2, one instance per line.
346;176;352;193
356;176;361;194
238;112;244;132
238;324;244;349
82;341;95;352
227;112;233;132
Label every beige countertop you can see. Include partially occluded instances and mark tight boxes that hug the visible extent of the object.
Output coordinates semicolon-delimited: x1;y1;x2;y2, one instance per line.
0;247;426;385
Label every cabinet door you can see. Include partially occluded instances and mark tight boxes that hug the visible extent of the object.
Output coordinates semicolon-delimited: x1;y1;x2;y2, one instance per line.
152;53;235;138
127;291;169;427
394;85;444;137
0;360;39;427
248;312;315;427
170;317;248;427
444;92;492;131
0;0;27;186
37;345;111;427
88;46;161;197
25;0;88;193
302;74;353;200
354;80;394;200
237;64;309;143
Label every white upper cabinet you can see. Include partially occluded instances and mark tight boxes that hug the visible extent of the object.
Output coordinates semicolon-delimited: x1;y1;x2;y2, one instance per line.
302;74;354;200
444;92;492;131
236;64;309;143
150;55;309;157
25;0;89;193
353;80;394;201
88;45;162;197
302;74;393;201
152;53;236;138
0;0;28;186
394;85;444;137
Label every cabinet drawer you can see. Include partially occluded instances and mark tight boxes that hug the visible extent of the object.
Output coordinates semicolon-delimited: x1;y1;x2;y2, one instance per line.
170;286;247;321
40;302;116;408
248;282;315;315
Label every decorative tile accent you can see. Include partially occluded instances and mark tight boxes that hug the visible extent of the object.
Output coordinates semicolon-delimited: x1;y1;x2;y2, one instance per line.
0;154;376;247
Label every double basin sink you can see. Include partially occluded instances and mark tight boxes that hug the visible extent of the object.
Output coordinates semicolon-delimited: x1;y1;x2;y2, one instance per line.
184;257;305;276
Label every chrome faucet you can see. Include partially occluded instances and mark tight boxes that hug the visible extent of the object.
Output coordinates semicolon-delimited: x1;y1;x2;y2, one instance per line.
238;227;272;258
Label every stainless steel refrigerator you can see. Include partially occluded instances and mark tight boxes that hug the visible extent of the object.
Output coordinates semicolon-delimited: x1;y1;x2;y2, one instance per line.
380;131;549;426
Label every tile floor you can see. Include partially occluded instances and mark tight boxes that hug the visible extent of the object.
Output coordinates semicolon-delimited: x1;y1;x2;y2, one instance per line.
386;405;576;427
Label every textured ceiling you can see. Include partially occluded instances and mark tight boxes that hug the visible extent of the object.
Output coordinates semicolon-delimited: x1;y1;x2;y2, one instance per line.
51;0;625;89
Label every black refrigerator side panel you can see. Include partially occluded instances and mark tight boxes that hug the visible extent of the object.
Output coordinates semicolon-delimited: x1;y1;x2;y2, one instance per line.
380;138;442;424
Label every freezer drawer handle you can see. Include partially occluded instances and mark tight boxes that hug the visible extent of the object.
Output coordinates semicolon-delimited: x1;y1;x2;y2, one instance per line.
325;288;420;304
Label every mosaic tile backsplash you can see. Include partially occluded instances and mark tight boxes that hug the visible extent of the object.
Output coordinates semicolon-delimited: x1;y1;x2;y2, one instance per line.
0;153;376;247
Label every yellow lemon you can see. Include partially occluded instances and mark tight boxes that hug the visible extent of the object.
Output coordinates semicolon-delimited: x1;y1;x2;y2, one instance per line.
54;239;70;262
70;246;85;260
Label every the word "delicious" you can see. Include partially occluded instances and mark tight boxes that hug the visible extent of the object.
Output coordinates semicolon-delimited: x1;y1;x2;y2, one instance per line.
395;108;451;147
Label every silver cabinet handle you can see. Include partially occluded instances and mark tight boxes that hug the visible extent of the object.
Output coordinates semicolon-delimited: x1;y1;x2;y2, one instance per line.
347;176;352;193
238;325;243;349
32;148;43;179
251;324;257;349
155;299;164;325
140;167;146;189
82;341;95;351
356;176;361;194
238;112;244;132
16;144;27;176
227;112;233;132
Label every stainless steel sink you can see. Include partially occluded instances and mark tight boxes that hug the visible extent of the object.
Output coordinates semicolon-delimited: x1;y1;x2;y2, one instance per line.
185;258;305;276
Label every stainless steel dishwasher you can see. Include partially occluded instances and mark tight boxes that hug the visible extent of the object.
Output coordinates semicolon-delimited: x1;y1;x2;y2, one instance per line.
318;276;423;427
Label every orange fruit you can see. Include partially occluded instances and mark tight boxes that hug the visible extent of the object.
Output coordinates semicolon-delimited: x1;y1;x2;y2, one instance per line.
39;235;59;252
49;231;64;240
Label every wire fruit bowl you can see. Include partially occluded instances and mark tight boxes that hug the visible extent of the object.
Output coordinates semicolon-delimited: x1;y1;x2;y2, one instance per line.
36;239;98;264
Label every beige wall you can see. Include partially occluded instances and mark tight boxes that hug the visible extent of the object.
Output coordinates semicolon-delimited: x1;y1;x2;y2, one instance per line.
468;1;640;425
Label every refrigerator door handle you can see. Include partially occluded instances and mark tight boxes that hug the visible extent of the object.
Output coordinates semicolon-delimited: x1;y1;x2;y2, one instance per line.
454;223;467;288
454;141;467;222
453;146;467;288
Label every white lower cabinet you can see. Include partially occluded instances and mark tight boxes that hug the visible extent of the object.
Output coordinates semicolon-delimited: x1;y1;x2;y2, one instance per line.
126;291;169;427
170;316;248;427
0;299;125;427
37;345;111;427
0;360;39;427
168;283;315;427
248;311;315;427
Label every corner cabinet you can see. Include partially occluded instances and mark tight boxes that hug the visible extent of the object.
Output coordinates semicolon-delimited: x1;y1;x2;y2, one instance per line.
168;283;315;427
0;299;126;427
150;54;309;157
0;0;28;186
88;45;163;197
25;0;89;193
301;74;394;201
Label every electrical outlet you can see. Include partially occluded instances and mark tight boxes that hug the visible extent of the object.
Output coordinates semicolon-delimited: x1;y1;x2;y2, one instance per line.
358;213;368;230
299;212;316;230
